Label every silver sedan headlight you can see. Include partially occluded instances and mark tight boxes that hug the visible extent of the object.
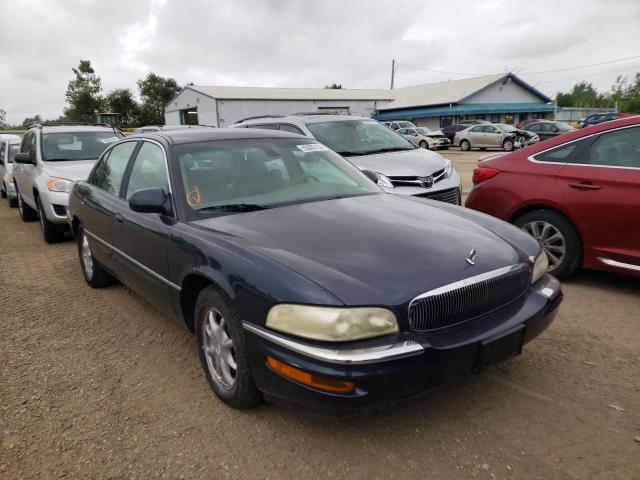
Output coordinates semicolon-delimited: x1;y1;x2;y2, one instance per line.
531;251;549;284
444;158;452;177
266;304;399;342
376;173;394;188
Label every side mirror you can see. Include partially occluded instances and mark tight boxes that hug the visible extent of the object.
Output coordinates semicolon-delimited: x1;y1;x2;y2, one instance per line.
361;169;379;184
128;188;171;215
14;152;34;164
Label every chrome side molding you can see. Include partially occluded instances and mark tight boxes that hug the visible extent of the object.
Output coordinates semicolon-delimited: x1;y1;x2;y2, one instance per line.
598;257;640;272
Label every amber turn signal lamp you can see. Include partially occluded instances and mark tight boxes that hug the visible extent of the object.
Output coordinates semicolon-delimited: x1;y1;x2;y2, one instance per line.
267;356;355;394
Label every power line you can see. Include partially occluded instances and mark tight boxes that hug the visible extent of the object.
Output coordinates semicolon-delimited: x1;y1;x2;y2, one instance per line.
534;63;640;84
521;55;640;74
394;62;481;76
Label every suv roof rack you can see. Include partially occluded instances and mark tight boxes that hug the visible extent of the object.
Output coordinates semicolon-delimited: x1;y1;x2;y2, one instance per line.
29;122;123;135
234;115;285;124
294;111;352;116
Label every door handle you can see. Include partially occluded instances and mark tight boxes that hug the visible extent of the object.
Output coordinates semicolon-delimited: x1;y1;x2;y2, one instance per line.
568;182;602;191
114;212;124;223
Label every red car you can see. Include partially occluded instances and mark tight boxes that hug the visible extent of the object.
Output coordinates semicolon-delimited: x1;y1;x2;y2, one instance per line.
466;116;640;279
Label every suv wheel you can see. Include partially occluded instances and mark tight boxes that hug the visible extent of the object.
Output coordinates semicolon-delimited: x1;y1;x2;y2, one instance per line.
514;209;582;279
195;286;261;409
16;185;38;222
460;139;471;151
77;227;117;287
36;195;65;243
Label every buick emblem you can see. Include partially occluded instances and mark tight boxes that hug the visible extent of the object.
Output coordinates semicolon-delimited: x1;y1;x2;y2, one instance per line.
466;249;477;265
419;175;434;188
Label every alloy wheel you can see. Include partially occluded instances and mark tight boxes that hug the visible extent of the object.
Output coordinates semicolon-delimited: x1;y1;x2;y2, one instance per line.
202;307;237;390
522;220;566;271
81;233;94;280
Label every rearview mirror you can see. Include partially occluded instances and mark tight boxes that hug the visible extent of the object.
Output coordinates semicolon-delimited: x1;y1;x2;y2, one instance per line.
14;152;34;164
361;169;379;184
128;188;171;215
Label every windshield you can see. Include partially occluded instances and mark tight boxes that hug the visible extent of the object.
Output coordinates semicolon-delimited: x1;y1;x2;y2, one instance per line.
306;120;416;156
416;127;432;135
496;124;517;133
175;138;381;216
8;143;20;163
42;131;124;161
397;121;415;129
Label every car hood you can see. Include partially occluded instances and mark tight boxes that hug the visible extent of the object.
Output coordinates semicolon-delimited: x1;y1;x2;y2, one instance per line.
192;194;526;306
344;148;447;177
42;160;98;182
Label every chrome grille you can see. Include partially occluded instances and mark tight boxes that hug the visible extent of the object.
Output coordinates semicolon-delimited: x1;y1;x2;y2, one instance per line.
389;168;447;187
408;264;531;332
418;187;460;205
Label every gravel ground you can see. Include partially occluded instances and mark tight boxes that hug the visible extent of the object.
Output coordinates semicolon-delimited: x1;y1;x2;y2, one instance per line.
1;150;639;479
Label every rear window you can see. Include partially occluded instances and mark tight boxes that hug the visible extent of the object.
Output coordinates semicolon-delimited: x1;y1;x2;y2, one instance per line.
42;131;124;161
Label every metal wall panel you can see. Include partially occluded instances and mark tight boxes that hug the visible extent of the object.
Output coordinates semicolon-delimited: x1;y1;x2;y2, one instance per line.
462;79;542;104
165;89;218;126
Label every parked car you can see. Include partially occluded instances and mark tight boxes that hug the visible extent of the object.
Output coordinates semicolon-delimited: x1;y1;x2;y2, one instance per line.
454;124;539;151
524;121;575;140
466;115;640;279
135;125;214;133
12;123;124;243
458;120;491;126
397;126;451;150
441;123;471;143
233;114;462;204
382;120;416;131
580;112;631;128
68;128;561;409
515;119;544;129
0;134;22;207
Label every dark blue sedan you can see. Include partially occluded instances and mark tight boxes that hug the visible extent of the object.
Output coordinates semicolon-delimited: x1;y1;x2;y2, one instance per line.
67;128;562;409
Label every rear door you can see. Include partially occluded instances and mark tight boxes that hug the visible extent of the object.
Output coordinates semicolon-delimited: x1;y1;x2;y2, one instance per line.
484;125;501;147
556;125;640;270
14;131;37;207
468;125;485;146
112;140;175;316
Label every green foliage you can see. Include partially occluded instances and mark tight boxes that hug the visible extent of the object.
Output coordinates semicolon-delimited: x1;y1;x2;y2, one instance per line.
556;73;640;112
22;114;43;128
64;60;105;122
324;83;343;89
137;73;180;125
105;88;138;126
0;109;7;128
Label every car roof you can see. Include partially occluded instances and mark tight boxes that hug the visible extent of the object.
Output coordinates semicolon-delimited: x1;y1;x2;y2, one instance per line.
237;114;369;126
129;127;310;145
33;125;119;133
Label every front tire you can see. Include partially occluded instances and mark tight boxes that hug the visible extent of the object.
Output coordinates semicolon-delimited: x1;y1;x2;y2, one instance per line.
195;286;261;409
503;139;514;152
514;209;582;279
36;195;65;244
460;139;471;151
419;140;429;149
77;227;117;287
16;184;38;222
0;183;6;199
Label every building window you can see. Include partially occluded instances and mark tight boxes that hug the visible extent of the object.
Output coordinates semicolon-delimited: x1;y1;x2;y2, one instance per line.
490;113;500;123
504;113;514;125
440;116;454;128
181;107;198;125
475;114;486;120
532;112;544;119
520;112;528;122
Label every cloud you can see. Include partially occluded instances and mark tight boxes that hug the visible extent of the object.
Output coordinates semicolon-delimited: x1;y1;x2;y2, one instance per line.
1;0;638;124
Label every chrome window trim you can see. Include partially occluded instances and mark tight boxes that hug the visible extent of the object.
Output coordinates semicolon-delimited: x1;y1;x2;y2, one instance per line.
598;257;640;272
409;264;529;305
129;139;177;215
242;322;424;365
89;138;140;195
84;229;181;291
527;123;640;171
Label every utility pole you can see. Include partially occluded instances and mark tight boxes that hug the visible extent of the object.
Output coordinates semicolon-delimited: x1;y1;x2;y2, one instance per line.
390;59;396;90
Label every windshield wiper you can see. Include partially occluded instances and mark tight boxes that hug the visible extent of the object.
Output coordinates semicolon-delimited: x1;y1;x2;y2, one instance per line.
335;150;369;156
198;203;271;212
363;147;416;155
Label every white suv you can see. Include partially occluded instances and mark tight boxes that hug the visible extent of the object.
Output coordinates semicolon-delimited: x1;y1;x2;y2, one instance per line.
13;123;123;243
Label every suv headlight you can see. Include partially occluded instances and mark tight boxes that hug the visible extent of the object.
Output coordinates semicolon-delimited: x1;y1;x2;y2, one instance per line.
266;304;399;342
47;177;74;193
376;173;394;188
531;251;549;284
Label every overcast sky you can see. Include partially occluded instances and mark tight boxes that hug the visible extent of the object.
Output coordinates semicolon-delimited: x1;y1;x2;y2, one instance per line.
1;0;639;124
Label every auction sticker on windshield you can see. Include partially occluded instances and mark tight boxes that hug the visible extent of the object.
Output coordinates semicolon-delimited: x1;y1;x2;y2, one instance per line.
297;144;329;153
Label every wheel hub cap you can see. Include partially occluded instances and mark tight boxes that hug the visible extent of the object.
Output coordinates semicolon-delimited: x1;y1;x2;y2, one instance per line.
81;234;93;280
203;308;237;390
522;221;566;271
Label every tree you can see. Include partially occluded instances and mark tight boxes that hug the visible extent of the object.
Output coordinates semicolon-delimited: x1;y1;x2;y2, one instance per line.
22;114;43;128
555;81;606;108
137;73;180;125
105;88;139;126
65;60;105;122
324;83;343;89
0;109;7;128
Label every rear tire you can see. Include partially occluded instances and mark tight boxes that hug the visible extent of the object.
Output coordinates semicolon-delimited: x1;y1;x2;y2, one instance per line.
8;196;18;208
0;183;6;198
419;140;429;149
460;139;471;151
77;227;117;288
36;195;65;244
195;286;261;409
16;184;38;222
513;209;582;279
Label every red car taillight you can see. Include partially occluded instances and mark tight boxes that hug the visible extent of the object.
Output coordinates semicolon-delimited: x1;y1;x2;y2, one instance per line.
472;166;500;184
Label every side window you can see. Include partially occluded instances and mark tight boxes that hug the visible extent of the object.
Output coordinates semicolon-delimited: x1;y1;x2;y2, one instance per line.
125;142;169;199
589;127;640;169
486;126;499;133
528;124;541;132
533;141;585;163
247;124;279;130
279;124;304;135
21;132;36;156
0;143;5;165
470;126;482;133
91;142;137;195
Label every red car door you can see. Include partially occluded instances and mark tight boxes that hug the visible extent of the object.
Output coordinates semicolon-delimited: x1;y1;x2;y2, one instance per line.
555;125;640;273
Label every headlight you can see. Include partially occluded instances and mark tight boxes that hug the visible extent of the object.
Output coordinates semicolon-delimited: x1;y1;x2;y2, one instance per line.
266;304;399;342
46;177;74;193
443;158;452;177
531;251;549;284
376;173;394;188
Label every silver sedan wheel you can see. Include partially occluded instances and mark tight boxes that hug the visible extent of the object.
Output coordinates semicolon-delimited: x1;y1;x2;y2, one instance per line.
81;233;94;280
522;220;566;271
202;308;237;390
